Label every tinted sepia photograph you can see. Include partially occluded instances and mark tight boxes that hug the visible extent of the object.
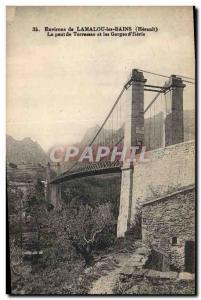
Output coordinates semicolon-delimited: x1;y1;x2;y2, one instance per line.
6;6;196;295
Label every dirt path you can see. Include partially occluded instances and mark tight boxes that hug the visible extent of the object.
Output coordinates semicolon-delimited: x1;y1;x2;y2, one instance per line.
89;253;131;295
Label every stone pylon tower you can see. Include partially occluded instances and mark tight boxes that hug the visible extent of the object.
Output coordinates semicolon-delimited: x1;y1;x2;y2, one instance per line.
46;163;61;209
117;69;146;237
165;75;186;146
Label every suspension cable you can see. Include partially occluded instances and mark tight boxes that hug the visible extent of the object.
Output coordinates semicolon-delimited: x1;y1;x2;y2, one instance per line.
138;68;195;82
154;101;156;148
63;83;128;174
144;89;162;114
89;86;126;147
160;93;162;147
55;69;193;177
149;106;151;150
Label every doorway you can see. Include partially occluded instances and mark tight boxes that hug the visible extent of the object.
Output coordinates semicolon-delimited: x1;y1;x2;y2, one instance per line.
185;241;195;273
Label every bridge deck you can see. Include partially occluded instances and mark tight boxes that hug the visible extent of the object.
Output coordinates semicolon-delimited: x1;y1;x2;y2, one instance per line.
50;163;122;184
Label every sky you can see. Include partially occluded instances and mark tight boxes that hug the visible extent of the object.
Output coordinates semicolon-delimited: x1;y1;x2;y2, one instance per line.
6;6;195;151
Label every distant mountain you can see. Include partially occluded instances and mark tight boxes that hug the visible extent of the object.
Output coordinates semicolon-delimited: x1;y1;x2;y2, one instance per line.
80;125;124;146
79;110;195;150
7;110;194;166
6;135;49;164
44;110;195;174
144;109;195;149
184;110;195;141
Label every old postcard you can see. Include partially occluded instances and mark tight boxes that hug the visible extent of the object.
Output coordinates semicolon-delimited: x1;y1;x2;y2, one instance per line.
6;6;196;295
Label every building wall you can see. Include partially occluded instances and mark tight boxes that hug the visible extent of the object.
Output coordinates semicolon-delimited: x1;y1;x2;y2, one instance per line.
131;140;195;221
142;188;195;271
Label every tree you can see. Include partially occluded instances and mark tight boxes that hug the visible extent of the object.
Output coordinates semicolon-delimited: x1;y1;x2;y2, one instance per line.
24;179;51;256
7;186;23;235
47;202;115;267
65;203;114;266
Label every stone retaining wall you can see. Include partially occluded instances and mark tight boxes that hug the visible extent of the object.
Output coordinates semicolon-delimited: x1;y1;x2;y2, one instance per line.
116;269;195;295
131;140;195;221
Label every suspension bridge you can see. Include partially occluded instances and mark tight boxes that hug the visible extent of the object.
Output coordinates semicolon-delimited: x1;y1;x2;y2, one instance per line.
46;68;195;237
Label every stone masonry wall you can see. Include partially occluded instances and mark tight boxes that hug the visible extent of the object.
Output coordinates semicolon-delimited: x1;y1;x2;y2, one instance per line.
117;167;133;237
131;140;195;221
142;188;195;271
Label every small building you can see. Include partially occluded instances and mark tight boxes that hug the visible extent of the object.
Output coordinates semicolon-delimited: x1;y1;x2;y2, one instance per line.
142;186;195;273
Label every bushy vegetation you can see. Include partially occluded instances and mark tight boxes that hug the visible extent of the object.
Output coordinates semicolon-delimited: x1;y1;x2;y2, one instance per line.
8;175;121;294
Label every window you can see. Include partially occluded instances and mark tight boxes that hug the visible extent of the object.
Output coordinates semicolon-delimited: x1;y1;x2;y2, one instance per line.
171;237;177;246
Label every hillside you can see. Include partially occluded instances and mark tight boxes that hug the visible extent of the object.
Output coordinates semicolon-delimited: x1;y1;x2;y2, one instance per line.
80;110;195;150
6;110;194;166
6;135;49;164
145;109;195;149
80;125;124;146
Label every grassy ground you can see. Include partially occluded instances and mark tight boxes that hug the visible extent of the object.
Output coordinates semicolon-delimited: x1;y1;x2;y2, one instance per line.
10;239;195;295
